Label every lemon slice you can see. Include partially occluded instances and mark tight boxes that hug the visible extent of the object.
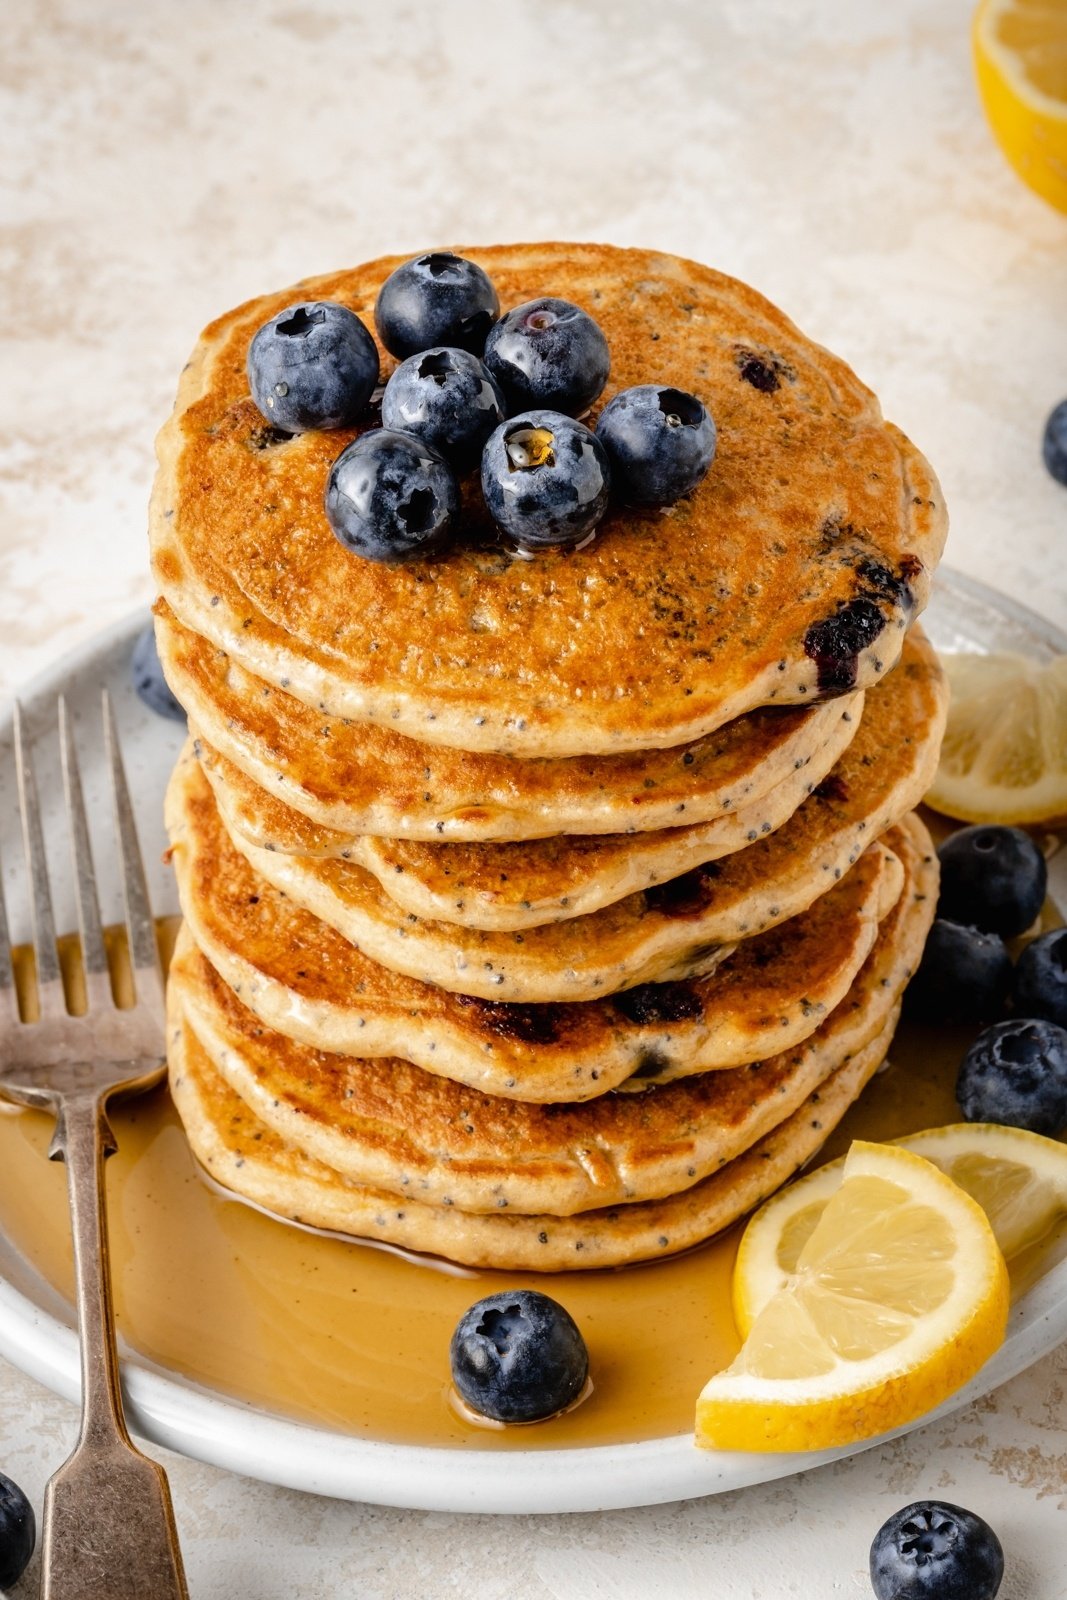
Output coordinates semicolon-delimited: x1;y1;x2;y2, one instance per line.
733;1122;1067;1336
696;1141;1009;1452
973;0;1067;214
925;649;1067;825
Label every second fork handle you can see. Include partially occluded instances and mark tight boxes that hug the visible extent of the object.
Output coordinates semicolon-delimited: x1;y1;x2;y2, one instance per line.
42;1088;189;1600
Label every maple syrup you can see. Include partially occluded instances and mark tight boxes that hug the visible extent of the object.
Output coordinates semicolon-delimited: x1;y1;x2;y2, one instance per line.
0;910;1063;1453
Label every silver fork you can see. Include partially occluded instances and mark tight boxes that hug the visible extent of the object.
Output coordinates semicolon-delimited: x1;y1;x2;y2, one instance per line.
0;696;188;1600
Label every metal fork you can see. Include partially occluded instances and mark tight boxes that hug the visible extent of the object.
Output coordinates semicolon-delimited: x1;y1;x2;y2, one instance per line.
0;696;188;1600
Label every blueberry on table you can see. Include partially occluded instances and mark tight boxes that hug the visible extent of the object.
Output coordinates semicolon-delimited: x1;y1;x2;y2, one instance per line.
375;253;499;360
450;1289;589;1424
484;297;610;416
957;1017;1067;1135
481;410;611;550
906;919;1012;1025
595;385;716;504
131;623;186;723
1042;398;1067;486
870;1500;1003;1600
1014;928;1067;1027
381;347;505;465
324;430;459;564
247;301;379;432
937;825;1047;938
0;1470;35;1592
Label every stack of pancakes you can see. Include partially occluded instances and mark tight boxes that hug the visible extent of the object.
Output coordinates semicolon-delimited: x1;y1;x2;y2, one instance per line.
151;244;948;1271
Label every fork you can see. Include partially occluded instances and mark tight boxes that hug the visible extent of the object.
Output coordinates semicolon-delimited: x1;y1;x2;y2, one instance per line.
0;695;189;1600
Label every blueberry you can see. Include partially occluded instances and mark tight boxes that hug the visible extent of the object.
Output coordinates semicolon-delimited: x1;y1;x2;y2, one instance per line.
937;825;1047;938
1042;398;1067;487
595;385;716;504
0;1471;35;1591
484;298;610;416
957;1017;1067;1134
325;430;459;564
1014;929;1067;1027
380;347;505;466
375;253;499;360
481;410;611;550
131;624;186;723
906;920;1012;1025
449;1289;588;1424
870;1500;1003;1600
247;301;379;432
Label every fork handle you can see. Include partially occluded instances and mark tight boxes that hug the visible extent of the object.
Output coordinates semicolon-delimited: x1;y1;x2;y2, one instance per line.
42;1088;190;1600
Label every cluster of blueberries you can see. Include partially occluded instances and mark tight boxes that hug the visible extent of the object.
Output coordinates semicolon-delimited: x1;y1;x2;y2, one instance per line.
908;824;1067;1136
245;251;717;562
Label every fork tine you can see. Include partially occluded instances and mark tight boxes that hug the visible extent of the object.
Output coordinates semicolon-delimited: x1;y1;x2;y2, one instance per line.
13;702;66;1017
59;698;113;1015
0;838;21;1027
103;692;163;1012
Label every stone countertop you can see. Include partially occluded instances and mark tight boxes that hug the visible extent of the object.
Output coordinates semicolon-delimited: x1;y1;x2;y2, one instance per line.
1;0;1065;1595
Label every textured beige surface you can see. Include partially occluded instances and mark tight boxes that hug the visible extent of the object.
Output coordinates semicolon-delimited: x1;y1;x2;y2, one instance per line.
3;0;1067;1592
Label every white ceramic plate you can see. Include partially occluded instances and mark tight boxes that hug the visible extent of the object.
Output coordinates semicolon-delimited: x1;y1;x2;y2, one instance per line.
1;571;1066;1514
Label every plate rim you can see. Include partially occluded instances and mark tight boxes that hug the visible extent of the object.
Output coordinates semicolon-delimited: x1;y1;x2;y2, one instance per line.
1;569;1066;1515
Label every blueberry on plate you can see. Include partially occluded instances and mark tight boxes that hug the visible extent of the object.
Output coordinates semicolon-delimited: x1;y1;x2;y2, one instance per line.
906;920;1012;1025
1014;928;1067;1027
870;1500;1003;1600
484;298;610;416
595;385;716;504
325;430;459;564
375;253;499;360
0;1470;35;1592
381;347;505;465
957;1017;1067;1135
481;410;611;550
247;301;379;432
1042;398;1067;487
937;824;1047;938
131;623;186;723
450;1289;588;1424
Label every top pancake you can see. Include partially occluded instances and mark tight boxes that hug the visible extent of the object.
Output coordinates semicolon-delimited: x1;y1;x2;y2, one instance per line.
151;243;946;758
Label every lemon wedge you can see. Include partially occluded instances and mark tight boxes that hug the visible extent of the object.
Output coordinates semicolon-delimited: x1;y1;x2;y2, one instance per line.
733;1122;1067;1336
973;0;1067;214
925;649;1067;825
696;1141;1009;1452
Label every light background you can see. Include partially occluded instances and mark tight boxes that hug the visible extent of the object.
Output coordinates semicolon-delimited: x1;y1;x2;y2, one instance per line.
1;1;1066;1595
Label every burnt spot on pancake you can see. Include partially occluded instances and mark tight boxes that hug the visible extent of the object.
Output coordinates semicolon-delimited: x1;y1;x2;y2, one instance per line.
612;981;704;1027
804;597;886;693
734;345;795;393
455;995;562;1045
643;863;720;917
247;425;296;451
813;773;850;804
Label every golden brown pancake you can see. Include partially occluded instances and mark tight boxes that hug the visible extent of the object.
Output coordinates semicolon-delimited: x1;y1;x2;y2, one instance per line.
169;750;911;1100
182;634;945;1001
170;1012;896;1271
168;825;933;1218
151;244;946;758
156;600;863;844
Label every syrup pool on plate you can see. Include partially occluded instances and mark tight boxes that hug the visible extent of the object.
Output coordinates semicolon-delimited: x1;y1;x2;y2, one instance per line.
0;874;1064;1452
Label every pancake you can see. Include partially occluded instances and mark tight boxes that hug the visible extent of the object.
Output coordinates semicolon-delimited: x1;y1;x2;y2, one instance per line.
156;602;864;844
169;1013;897;1272
294;631;932;931
168;830;932;1218
169;750;912;1099
151;243;946;759
185;636;945;1002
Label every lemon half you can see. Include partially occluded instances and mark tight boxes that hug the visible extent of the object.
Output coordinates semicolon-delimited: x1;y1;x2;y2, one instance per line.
696;1140;1009;1453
